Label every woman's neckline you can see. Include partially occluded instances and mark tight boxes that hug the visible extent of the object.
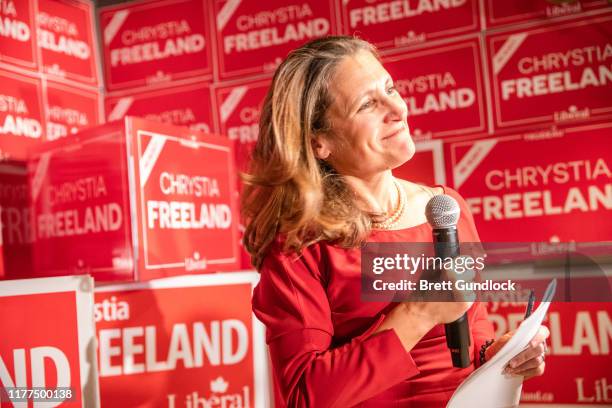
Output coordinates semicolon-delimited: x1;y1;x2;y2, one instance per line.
369;184;447;234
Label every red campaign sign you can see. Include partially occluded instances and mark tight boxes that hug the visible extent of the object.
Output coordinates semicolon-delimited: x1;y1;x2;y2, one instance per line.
488;302;612;405
340;0;480;52
0;0;38;70
0;275;98;407
27;128;135;282
44;79;102;142
0;161;34;278
486;14;612;132
99;0;214;91
95;273;269;407
105;82;216;135
382;37;488;141
132;128;240;279
0;68;44;160
483;0;610;29
26;118;239;282
393;139;446;186
37;0;100;86
214;78;270;174
449;124;612;242
212;0;338;80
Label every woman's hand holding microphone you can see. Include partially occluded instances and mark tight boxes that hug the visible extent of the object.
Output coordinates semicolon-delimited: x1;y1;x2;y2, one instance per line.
375;256;475;351
376;256;549;380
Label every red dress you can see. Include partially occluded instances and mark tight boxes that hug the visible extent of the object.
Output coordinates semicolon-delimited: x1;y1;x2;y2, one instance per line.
252;186;495;407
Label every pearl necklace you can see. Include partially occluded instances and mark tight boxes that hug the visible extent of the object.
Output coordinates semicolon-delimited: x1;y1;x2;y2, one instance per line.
371;179;407;230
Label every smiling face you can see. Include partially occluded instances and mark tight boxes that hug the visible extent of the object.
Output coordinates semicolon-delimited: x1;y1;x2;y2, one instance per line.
313;50;415;179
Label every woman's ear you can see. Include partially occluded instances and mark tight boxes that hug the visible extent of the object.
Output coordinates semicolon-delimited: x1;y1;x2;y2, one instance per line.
311;133;331;160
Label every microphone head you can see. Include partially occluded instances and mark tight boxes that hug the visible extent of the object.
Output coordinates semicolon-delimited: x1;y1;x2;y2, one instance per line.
425;194;460;228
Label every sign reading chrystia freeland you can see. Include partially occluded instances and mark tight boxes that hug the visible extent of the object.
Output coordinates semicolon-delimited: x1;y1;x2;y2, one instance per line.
37;0;100;86
485;13;612;132
27;127;134;281
449;124;612;242
99;0;214;91
212;0;337;79
133;128;239;279
94;273;269;408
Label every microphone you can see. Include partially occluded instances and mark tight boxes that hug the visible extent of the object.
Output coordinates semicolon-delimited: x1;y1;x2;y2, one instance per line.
425;194;471;368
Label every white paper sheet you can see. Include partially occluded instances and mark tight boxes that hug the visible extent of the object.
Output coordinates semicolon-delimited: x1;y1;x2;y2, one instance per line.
447;279;557;408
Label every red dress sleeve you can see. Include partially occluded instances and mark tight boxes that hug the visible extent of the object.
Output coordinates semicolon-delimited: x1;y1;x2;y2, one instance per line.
253;244;420;407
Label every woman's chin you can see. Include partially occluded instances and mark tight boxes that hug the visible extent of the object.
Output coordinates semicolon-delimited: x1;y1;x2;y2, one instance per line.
388;145;416;169
397;135;416;160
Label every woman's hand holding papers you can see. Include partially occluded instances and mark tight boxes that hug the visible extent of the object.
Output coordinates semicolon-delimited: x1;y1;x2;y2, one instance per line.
485;326;550;380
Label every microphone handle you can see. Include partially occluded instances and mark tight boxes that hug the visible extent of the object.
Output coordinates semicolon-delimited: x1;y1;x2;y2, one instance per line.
432;226;471;368
445;313;471;368
432;227;460;258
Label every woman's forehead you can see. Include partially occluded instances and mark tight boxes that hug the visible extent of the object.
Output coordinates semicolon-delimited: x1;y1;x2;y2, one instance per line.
334;51;388;88
329;51;391;112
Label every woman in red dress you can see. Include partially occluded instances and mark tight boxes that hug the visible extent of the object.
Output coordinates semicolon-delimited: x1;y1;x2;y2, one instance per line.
241;36;549;407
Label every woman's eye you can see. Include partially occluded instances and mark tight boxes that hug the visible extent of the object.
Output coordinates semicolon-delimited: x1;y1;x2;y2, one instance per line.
387;86;397;94
359;100;373;111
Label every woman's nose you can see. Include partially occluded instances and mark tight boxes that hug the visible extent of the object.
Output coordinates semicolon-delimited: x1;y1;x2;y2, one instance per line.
382;93;407;122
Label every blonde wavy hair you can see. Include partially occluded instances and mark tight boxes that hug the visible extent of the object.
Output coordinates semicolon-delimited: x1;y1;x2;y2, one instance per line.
241;36;380;269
